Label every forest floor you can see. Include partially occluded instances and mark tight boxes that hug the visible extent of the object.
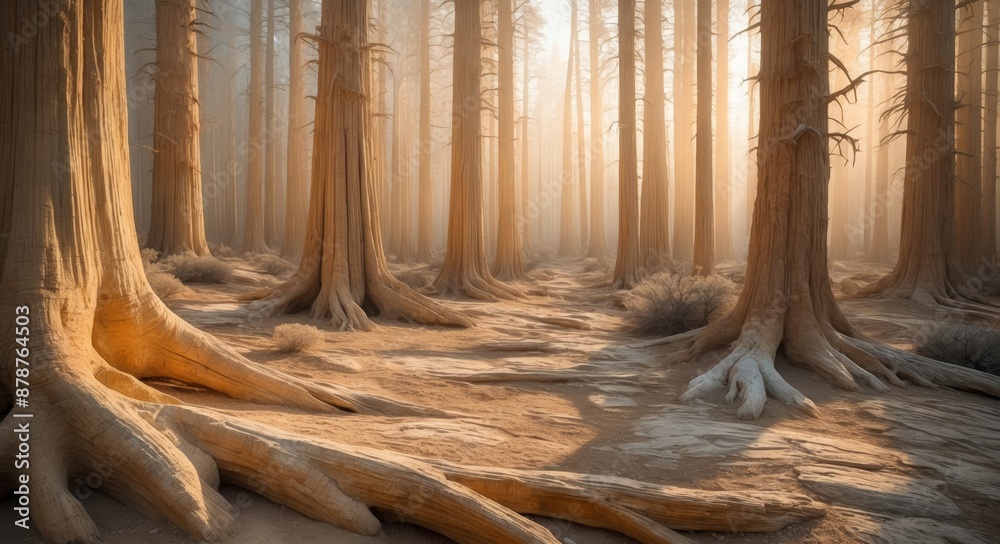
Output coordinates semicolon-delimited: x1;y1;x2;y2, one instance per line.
4;256;999;544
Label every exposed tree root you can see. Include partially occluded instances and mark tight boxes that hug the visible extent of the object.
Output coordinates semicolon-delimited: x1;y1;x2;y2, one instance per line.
434;270;523;302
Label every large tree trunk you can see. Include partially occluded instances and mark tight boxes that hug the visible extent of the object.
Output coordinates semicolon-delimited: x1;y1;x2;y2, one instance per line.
146;0;210;257
263;0;281;249
866;58;892;263
650;0;1000;420
416;0;435;262
611;0;644;288
245;0;469;329
587;0;607;259
746;26;758;234
433;0;517;300
985;0;999;259
673;0;696;259
281;0;309;260
243;0;271;254
640;0;671;271
955;0;984;268
714;0;733;261
521;24;533;254
691;0;715;275
559;34;579;257
573;0;589;248
492;0;525;280
1;5;831;542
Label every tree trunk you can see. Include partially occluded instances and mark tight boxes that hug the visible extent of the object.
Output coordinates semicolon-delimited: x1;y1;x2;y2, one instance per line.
655;0;1000;420
282;0;309;260
714;0;733;261
866;60;892;263
417;0;435;262
587;0;607;259
245;0;470;329
147;0;210;257
558;35;579;257
984;0;999;259
492;0;525;280
573;0;589;248
264;0;281;249
434;0;518;300
746;26;758;233
856;0;990;310
640;0;671;270
244;0;271;254
955;0;984;269
673;0;696;259
521;24;533;253
612;0;643;288
692;0;715;275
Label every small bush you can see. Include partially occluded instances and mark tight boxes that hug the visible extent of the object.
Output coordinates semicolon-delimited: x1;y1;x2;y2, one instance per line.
146;270;187;298
162;255;233;283
624;272;735;337
916;321;1000;376
583;257;607;272
140;247;160;265
253;254;294;277
396;268;435;291
272;324;324;353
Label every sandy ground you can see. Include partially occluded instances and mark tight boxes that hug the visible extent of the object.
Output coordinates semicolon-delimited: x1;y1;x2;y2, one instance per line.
3;256;999;544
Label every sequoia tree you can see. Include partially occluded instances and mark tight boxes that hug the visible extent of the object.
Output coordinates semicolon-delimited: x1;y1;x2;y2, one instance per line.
650;0;1000;419
263;0;281;248
146;0;210;257
573;0;589;247
587;0;607;258
416;0;435;262
691;0;715;275
714;0;733;261
955;0;984;268
639;0;672;271
558;33;580;257
281;0;309;260
985;0;999;259
434;0;518;299
243;0;271;254
611;0;644;288
1;4;834;542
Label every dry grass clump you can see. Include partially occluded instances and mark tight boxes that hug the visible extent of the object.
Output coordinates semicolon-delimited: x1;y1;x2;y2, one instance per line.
253;254;295;277
272;324;325;353
624;272;736;337
396;268;436;291
161;254;233;283
140;249;188;298
583;257;608;272
916;320;1000;376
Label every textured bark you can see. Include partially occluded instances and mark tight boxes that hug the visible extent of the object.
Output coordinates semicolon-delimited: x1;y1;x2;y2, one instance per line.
746;27;758;233
243;0;271;254
855;0;989;310
434;0;517;300
612;0;644;288
559;32;579;257
654;0;1000;420
985;0;999;259
388;71;412;263
692;0;715;275
714;0;733;261
587;0;607;258
521;25;533;253
862;9;876;258
492;0;525;280
281;0;308;260
147;0;210;257
640;0;671;270
263;0;280;248
672;0;696;259
416;0;435;262
573;0;589;247
866;62;892;263
246;0;469;329
955;0;984;268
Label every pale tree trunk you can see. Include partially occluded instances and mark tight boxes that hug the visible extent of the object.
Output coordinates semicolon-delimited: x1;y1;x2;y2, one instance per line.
221;23;240;248
640;0;671;270
587;0;607;258
246;1;469;329
147;0;210;257
856;0;993;312
4;5;822;542
417;0;435;262
573;0;589;247
558;36;579;256
692;0;715;275
955;0;984;268
434;0;518;299
492;0;525;280
264;0;280;249
714;0;733;261
282;0;308;260
612;0;644;288
388;72;405;260
521;26;533;253
651;0;1000;420
244;0;271;253
673;0;696;258
866;55;892;263
984;0;999;259
863;5;876;255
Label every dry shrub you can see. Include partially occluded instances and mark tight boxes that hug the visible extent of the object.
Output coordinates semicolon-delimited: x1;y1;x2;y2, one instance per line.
208;243;237;258
139;249;187;298
583;257;607;272
272;324;324;353
624;272;736;337
916;321;1000;376
162;255;233;283
253;254;294;277
396;268;435;291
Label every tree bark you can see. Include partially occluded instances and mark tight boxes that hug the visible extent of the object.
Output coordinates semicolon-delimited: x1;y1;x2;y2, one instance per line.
612;0;644;288
559;33;579;257
984;0;999;259
434;0;518;300
282;0;309;260
573;0;589;248
147;0;210;257
243;0;271;254
640;0;671;270
492;0;525;280
521;22;533;253
692;0;715;275
955;0;984;268
673;0;696;259
714;0;733;261
587;0;607;259
417;0;435;262
264;0;281;249
746;25;758;233
655;0;1000;420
